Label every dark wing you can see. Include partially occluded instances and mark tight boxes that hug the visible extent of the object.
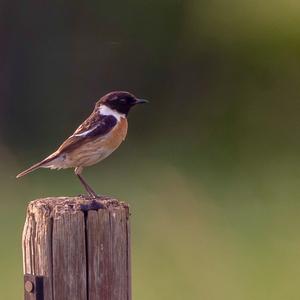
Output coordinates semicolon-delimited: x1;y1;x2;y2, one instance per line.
57;114;117;153
73;109;103;135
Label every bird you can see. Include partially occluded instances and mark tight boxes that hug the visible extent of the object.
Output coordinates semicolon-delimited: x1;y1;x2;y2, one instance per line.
16;91;148;198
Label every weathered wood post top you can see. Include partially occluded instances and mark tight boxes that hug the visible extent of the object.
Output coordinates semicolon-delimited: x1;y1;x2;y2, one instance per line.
22;196;131;300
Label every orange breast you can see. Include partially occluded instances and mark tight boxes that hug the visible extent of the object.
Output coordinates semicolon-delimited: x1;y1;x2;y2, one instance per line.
102;117;128;150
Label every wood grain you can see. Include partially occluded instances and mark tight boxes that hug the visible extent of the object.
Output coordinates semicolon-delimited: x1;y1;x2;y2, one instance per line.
22;196;131;300
87;207;131;300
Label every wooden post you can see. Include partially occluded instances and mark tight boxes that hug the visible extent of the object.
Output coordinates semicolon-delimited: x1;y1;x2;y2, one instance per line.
22;196;131;300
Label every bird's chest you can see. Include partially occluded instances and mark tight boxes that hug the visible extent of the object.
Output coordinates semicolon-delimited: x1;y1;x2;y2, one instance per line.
95;117;128;150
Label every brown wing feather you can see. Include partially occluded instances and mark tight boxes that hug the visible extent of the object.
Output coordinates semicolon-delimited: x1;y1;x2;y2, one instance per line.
56;111;101;153
57;113;117;154
57;135;84;153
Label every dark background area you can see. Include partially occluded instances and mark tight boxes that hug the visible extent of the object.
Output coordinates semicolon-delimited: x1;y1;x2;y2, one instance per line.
1;1;300;299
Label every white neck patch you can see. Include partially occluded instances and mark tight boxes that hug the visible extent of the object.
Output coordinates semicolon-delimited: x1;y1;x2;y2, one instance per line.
99;105;125;121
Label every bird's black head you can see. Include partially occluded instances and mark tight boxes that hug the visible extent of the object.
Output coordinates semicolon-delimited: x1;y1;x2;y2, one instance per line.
97;91;148;115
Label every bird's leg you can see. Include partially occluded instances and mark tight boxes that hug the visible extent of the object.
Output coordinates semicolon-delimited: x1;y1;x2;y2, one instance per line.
77;174;98;198
74;167;98;198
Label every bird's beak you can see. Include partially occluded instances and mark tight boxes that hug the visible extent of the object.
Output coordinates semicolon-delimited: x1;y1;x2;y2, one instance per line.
135;98;149;104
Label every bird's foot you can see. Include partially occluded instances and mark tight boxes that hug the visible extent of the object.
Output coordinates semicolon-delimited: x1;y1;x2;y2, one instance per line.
78;193;109;209
78;193;101;200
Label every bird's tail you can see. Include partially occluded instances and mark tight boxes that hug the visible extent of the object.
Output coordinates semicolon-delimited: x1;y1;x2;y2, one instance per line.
16;153;58;178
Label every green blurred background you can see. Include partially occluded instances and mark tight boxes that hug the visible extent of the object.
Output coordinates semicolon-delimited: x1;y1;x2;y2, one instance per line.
1;0;300;299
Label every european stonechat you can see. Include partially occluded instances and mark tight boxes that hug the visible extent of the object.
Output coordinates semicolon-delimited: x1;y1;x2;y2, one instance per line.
16;91;148;197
